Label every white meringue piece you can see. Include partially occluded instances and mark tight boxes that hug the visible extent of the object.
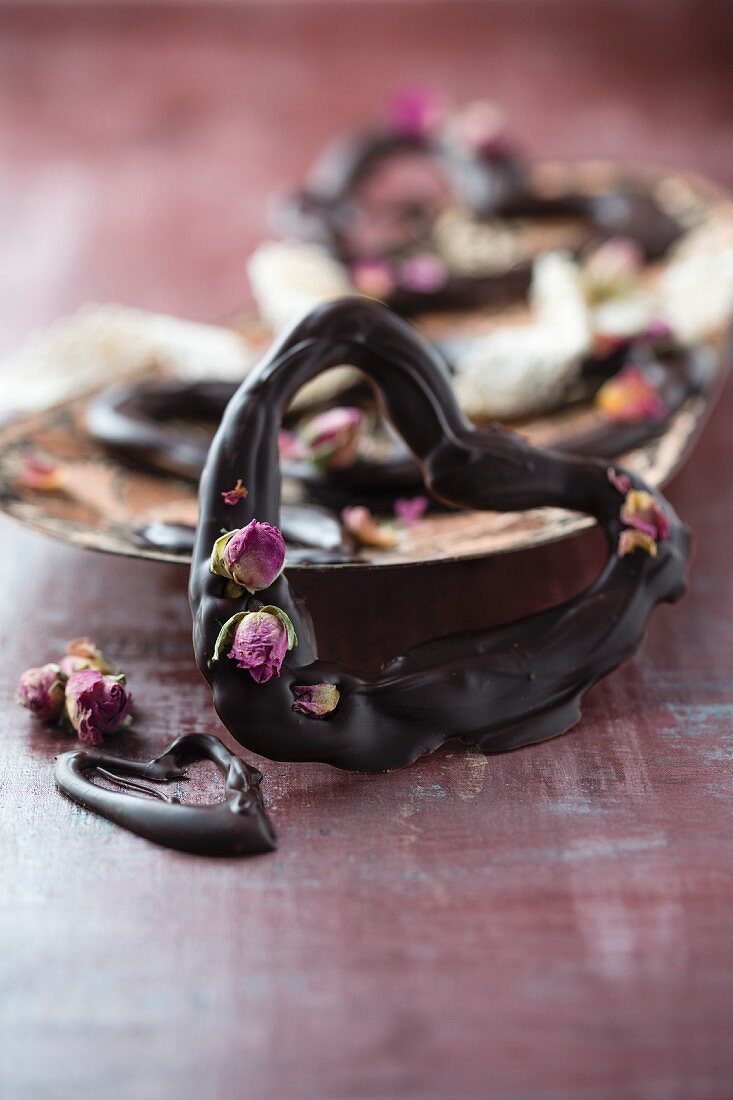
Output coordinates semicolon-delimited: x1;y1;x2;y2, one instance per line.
248;240;354;333
0;304;255;415
659;246;733;345
453;252;591;420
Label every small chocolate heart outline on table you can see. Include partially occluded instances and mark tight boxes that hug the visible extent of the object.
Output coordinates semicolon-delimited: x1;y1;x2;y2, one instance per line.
190;297;691;773
54;733;277;856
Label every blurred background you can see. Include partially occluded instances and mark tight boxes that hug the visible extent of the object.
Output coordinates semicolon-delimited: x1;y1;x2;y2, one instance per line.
2;0;732;356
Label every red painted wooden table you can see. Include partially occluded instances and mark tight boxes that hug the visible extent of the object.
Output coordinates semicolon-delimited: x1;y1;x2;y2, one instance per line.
1;4;732;1098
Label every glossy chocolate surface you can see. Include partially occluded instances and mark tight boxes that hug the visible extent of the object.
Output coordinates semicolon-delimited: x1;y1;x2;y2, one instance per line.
54;733;276;856
189;298;690;772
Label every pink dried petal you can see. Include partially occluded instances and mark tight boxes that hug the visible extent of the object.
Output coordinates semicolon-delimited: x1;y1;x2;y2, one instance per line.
620;490;670;543
394;496;429;527
292;683;340;717
18;453;66;492
399;254;447;294
595;366;668;424
221;479;249;506
350;259;395;300
607;468;632;495
341;506;397;549
388;87;446;137
618;529;658;558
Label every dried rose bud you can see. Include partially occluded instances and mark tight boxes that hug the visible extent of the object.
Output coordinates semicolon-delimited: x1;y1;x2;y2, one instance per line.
292;683;340;717
299;407;364;470
18;453;67;492
394;495;429;527
210;520;286;595
607;468;632;495
620;490;670;543
341;505;397;549
213;606;297;684
640;319;674;348
17;663;66;722
59;637;116;678
618;529;658;558
65;669;132;745
389;86;446;137
583;237;643;303
350;259;395;300
400;254;448;294
221;479;248;506
595;365;668;424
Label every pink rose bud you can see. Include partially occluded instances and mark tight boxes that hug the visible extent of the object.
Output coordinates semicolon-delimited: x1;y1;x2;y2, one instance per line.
59;637;116;678
595;365;668;424
292;683;340;717
341;505;397;549
583;237;643;303
65;669;132;745
350;259;395;300
400;254;447;294
620;490;670;543
279;430;306;461
17;663;66;722
210;520;286;595
394;495;429;526
213;606;297;685
299;407;364;470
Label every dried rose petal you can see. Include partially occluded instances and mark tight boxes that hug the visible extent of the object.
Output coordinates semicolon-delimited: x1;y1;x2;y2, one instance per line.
350;259;395;300
620;490;670;543
341;505;397;549
292;683;340;717
210;520;286;594
400;254;447;294
618;529;658;558
389;87;446;137
17;663;66;722
221;479;249;506
18;453;66;492
214;606;297;684
595;365;668;424
65;669;132;745
394;496;429;527
607;468;632;496
299;407;364;469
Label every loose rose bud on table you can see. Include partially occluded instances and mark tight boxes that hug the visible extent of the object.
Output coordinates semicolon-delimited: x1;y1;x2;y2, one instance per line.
16;639;133;743
17;664;66;722
64;669;133;746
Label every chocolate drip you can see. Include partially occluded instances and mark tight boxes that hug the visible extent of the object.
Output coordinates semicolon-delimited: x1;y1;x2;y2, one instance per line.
189;298;690;773
54;733;276;856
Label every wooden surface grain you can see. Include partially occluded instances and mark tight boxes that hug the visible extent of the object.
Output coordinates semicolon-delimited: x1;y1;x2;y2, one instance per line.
1;3;733;1098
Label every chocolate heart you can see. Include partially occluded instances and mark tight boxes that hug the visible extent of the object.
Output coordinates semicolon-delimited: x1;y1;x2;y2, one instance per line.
190;298;690;773
282;126;681;314
54;733;276;856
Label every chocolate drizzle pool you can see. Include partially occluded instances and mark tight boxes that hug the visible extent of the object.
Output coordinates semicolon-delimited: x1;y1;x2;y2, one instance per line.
190;298;691;773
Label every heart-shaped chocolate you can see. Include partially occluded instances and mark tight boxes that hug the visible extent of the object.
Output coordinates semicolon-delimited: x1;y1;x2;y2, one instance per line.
190;298;690;773
54;733;276;855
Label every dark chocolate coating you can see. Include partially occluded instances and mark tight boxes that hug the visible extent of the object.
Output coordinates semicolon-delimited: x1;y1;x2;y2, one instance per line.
189;298;690;773
54;733;276;856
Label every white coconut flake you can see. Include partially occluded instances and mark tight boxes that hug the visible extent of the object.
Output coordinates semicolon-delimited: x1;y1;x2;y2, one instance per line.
0;305;256;416
454;252;591;420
